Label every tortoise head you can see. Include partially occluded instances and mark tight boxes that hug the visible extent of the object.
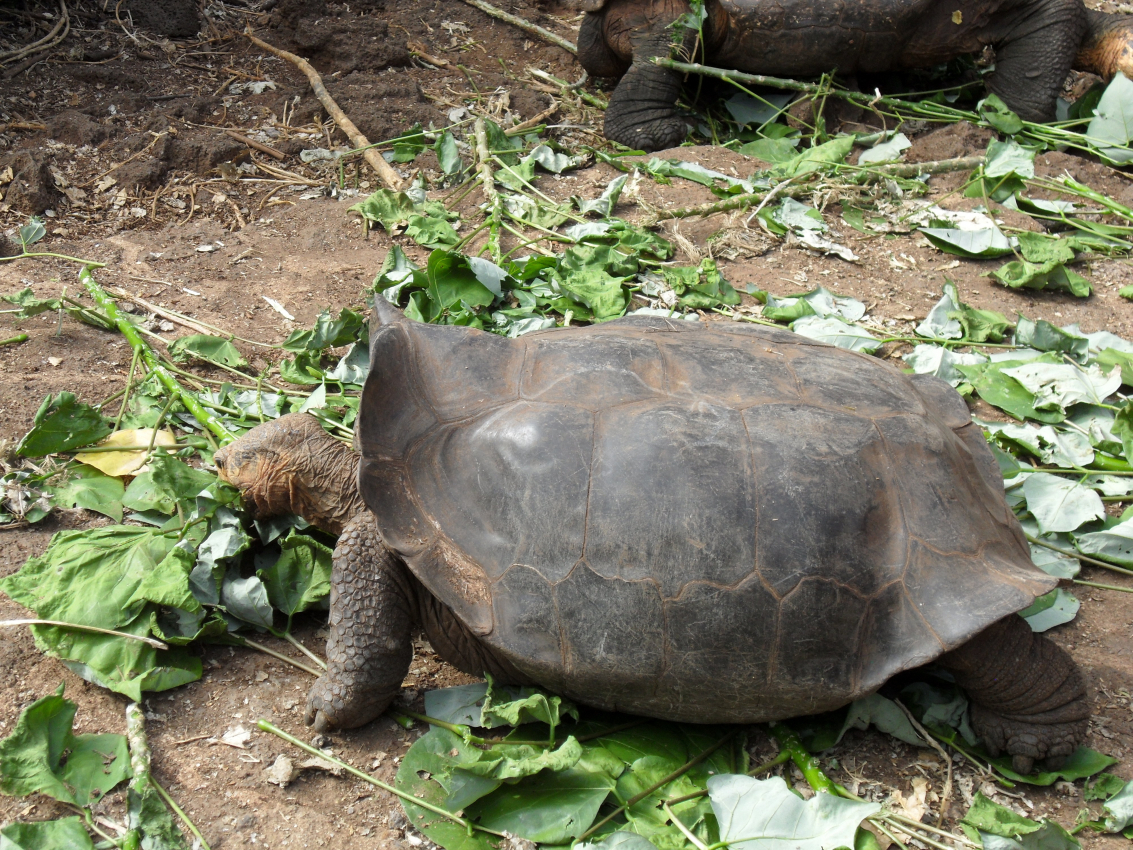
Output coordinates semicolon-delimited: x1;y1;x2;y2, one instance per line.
214;413;330;520
1076;17;1133;80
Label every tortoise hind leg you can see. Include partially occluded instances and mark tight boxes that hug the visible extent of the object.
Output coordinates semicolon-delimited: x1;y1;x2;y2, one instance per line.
306;513;415;732
939;615;1089;773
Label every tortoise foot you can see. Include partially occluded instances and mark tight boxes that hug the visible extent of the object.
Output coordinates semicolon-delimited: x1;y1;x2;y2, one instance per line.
970;702;1088;774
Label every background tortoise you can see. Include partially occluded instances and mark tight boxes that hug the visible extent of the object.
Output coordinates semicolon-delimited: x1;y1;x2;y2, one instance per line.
215;303;1089;772
566;0;1133;150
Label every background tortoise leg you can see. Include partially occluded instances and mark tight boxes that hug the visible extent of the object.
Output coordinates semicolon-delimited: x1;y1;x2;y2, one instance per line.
939;615;1089;773
416;591;534;687
577;10;630;78
603;1;698;150
307;512;415;732
985;0;1087;120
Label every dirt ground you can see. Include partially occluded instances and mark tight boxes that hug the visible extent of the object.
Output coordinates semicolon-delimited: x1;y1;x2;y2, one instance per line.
1;1;1132;848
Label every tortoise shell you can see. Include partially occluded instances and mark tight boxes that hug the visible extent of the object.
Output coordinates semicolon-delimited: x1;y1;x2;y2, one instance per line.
357;311;1054;723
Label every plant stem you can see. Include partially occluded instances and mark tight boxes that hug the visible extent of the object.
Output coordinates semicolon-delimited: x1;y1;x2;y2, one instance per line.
151;778;211;850
0;333;28;346
279;631;327;669
1024;533;1133;577
397;710;486;744
237;637;324;677
577;731;738;842
257;720;509;837
457;0;576;54
81;266;235;444
0;251;106;266
768;722;837;794
0;619;168;649
114;345;142;432
1073;579;1133;594
474;118;503;263
663;801;709;850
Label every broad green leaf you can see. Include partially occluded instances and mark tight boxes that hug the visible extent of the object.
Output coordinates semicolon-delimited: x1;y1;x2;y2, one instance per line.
1096;347;1133;386
481;677;579;730
1019;588;1080;632
127;776;189;850
903;345;986;387
1075;517;1133;567
1103;780;1133;832
220;569;274;629
1;286;60;318
257;530;333;624
192;510;252;606
325;342;369;385
406;213;460;249
921;227;1013;258
529;144;584;174
578;832;659;850
773;136;855;178
43;465;124;522
984;139;1035;179
725;90;792;127
708;774;880;850
18;217;47;247
123;455;217;517
434;131;463;176
739;137;799;163
979;420;1093;468
992;259;1091;297
773;198;826;232
1014;317;1088;362
168;334;248;369
575;175;627;216
17;393;112;457
1000;362;1121;412
0;817;94;850
1086;71;1133;165
838;693;924;746
281;307;365;352
461;736;583;780
424;682;490;726
916;282;963;339
984;747;1116;785
396;728;498;850
980;95;1024;135
956;356;1066;424
348;189;418;229
858;132;911;165
0;687;129;808
1022;474;1105;533
467;764;616;844
962;792;1041;838
790;315;880;353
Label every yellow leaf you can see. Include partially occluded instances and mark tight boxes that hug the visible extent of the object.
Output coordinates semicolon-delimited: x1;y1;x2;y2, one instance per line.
75;429;177;477
952;9;962;24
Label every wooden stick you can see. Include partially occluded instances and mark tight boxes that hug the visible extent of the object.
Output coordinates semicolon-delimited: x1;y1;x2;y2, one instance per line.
458;0;576;55
505;102;559;136
407;40;450;68
224;129;285;160
242;28;404;190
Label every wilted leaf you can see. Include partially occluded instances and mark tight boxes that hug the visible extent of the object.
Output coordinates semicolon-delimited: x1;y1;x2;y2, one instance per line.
1075;517;1133;567
921;227;1013;258
791;316;881;353
858;133;911;166
75;429;177;477
1001;362;1121;412
708;774;880;850
904;345;986;387
43;465;124;522
839;693;924;746
1086;71;1133;165
1103;780;1133;832
481;677;579;730
257;530;333;626
122;454;216;516
0;817;94;850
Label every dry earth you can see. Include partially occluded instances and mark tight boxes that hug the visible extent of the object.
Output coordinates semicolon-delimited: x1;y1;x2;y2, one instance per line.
1;1;1132;848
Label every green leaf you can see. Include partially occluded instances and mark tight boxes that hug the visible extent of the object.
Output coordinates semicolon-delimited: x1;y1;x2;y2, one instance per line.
773;136;855;178
1086;71;1133;165
979;95;1024;135
1121;285;1133;300
123;454;217;517
406;213;461;249
790;315;881;353
916;282;963;339
461;736;583;780
1075;516;1133;567
221;569;274;629
43;465;124;522
480;677;579;730
348;189;419;229
1;287;60;318
1022;474;1105;533
992;259;1091;297
962;792;1042;837
17;393;112;457
1096;348;1133;387
1014;317;1088;362
424;683;490;726
257;529;333;625
1103;780;1133;832
434;131;463;176
773;197;826;232
0;817;94;850
984;139;1035;179
281;308;365;352
903;345;986;387
708;774;880;850
1018;588;1080;632
467;764;617;844
985;747;1116;785
168;334;249;369
921;227;1014;259
578;832;659;850
858;132;911;166
1000;362;1121;412
955;358;1066;424
0;687;129;808
838;693;924;747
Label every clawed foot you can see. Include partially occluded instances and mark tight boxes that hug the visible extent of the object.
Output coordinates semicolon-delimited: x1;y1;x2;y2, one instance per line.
604;115;688;152
971;703;1087;774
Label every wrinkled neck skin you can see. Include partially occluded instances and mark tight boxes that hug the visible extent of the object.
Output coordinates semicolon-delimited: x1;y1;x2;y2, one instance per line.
1076;9;1133;78
216;413;366;536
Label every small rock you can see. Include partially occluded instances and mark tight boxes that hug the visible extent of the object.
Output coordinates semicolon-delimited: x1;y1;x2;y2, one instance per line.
310;733;330;748
264;754;299;787
47;357;62;367
299;755;344;777
220;725;252;748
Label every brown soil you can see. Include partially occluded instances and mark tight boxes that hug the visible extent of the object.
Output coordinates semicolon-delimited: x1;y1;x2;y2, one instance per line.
1;2;1132;849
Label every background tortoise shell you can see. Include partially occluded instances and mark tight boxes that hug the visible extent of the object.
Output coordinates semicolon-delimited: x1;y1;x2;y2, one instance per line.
357;314;1055;723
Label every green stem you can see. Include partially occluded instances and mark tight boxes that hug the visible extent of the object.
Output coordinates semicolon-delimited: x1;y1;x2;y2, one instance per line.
1024;533;1133;578
257;720;508;837
0;619;168;649
0;251;106;266
279;631;327;669
768;722;839;795
397;710;486;744
81;266;235;444
114;346;142;432
237;636;324;678
644;749;791;807
150;778;211;850
1073;579;1133;593
577;731;738;842
0;333;28;346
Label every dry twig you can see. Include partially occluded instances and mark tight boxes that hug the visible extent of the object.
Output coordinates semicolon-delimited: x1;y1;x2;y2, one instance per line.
0;0;69;65
458;0;577;55
242;28;404;190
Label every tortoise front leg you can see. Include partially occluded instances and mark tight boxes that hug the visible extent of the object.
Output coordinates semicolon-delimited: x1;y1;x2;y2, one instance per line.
307;512;415;732
939;615;1089;773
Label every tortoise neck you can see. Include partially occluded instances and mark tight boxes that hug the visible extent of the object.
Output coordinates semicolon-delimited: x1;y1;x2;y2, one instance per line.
285;434;366;537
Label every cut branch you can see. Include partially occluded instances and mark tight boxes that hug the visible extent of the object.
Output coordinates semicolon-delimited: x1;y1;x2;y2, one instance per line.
458;0;576;55
474;118;504;262
242;28;404;190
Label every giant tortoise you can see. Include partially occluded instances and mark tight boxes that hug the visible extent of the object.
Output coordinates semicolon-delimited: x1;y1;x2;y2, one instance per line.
566;0;1133;150
215;302;1089;772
